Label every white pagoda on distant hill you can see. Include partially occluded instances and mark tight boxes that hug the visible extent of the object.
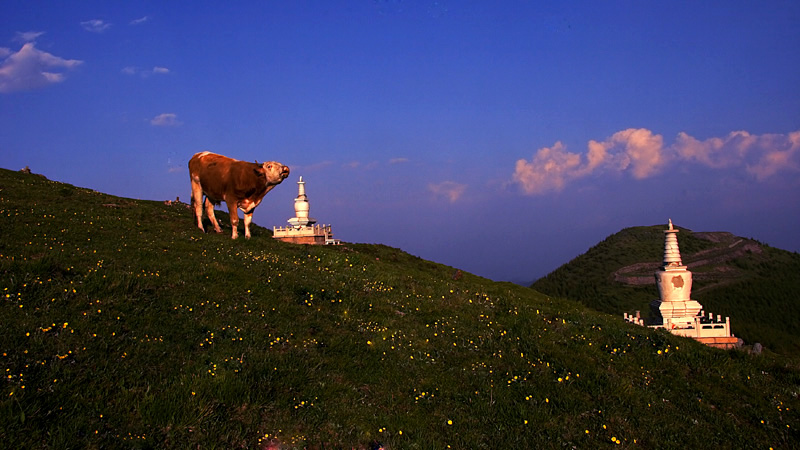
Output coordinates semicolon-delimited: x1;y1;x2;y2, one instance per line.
624;220;739;349
272;177;340;245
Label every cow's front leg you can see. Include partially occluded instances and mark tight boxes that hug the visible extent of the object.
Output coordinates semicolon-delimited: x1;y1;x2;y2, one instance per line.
243;212;254;239
227;203;240;239
204;198;223;234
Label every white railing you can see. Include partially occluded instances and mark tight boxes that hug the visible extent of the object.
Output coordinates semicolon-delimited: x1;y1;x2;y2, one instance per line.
624;310;732;338
273;224;341;245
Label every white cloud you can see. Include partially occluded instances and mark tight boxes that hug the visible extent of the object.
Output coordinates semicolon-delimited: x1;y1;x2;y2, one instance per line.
513;129;667;196
81;19;111;33
342;160;379;170
130;16;150;25
122;66;170;77
673;131;752;168
150;113;182;127
588;128;666;179
0;48;10;58
512;141;582;195
342;159;408;170
0;43;82;93
743;131;800;180
428;181;467;203
672;130;800;179
513;129;800;195
293;161;334;172
14;31;45;43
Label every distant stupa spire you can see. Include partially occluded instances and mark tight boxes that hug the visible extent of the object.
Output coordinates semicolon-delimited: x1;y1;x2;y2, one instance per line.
663;219;683;269
287;176;316;227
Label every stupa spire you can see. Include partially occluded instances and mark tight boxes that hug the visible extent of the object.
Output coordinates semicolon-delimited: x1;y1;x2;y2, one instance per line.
287;176;316;227
297;176;307;198
663;218;683;269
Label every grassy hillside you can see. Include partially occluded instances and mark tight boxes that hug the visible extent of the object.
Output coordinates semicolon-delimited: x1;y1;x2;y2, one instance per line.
1;167;799;449
531;225;800;356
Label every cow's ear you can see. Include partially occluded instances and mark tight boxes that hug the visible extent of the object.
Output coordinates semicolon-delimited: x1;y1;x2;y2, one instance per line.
254;168;265;178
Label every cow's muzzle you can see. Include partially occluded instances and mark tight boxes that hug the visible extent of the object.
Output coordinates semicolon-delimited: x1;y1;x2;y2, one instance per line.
281;166;290;179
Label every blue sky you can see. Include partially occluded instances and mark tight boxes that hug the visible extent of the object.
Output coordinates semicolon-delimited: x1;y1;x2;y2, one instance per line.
2;1;799;283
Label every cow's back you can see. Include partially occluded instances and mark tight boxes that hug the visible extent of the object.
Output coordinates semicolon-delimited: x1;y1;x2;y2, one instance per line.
189;152;234;180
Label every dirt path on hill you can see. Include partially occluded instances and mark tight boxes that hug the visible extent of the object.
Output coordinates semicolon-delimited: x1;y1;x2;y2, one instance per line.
612;233;763;287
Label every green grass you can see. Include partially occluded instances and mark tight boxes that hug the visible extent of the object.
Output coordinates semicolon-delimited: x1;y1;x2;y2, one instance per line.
1;167;799;448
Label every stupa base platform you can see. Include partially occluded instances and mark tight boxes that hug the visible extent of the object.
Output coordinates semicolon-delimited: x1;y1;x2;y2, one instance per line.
693;336;741;350
272;224;340;245
624;310;737;348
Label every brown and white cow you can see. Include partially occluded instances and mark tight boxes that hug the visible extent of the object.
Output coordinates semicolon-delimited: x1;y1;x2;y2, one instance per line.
189;151;290;239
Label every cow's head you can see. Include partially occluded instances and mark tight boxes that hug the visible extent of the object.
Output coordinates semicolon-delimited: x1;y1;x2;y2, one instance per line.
262;161;290;185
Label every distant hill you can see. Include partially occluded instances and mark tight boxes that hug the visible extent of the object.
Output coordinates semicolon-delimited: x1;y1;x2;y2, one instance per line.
1;167;799;448
531;225;800;356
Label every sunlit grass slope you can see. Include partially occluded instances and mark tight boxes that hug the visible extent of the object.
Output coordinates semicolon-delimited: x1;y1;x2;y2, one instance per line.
1;167;798;449
531;226;800;356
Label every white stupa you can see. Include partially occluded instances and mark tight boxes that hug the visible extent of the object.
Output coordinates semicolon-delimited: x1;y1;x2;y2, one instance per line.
273;177;340;245
287;176;316;227
624;220;738;349
651;219;703;327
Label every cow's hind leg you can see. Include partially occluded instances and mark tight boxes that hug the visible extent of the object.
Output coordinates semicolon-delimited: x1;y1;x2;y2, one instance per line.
190;178;205;233
205;198;223;234
227;202;240;239
243;212;254;239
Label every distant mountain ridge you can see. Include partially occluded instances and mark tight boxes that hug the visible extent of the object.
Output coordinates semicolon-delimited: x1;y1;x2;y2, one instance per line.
531;225;800;355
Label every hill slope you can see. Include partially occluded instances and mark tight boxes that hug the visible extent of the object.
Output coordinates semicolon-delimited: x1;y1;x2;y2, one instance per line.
1;168;799;449
531;225;800;356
